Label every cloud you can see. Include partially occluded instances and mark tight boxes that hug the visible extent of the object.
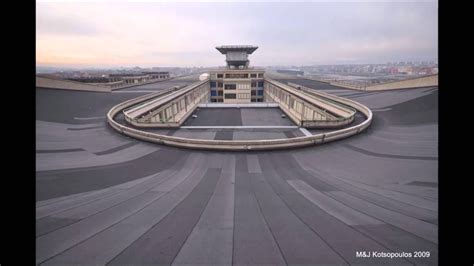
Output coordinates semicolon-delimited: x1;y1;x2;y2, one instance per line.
36;16;102;36
36;1;438;67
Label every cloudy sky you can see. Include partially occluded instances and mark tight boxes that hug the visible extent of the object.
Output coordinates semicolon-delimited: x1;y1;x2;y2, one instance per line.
36;0;438;67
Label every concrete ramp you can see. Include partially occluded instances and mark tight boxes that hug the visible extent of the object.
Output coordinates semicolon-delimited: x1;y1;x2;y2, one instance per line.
36;76;111;92
365;74;438;91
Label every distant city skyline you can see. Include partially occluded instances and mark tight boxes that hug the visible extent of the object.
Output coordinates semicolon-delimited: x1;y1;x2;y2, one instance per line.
36;1;438;68
36;58;438;72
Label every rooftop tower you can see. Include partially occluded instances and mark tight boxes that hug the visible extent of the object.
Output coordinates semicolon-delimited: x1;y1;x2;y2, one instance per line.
216;45;258;69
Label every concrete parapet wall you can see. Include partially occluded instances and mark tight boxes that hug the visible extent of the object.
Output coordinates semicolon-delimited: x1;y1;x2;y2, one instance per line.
299;74;438;91
198;103;279;108
124;80;209;127
110;77;173;91
364;74;438;90
265;79;356;128
36;76;111;92
265;72;302;80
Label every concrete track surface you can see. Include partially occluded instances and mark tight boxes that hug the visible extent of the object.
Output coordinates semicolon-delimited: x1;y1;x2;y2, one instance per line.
36;77;438;265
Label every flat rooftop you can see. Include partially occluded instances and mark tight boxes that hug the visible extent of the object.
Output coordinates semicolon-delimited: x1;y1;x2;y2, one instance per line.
183;107;295;127
35;75;438;265
216;45;258;54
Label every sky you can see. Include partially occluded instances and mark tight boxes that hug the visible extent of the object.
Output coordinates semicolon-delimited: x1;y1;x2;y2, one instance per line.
36;0;438;68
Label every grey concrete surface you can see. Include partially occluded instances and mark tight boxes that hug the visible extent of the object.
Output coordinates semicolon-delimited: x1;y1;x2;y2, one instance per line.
184;108;243;126
108;168;221;265
287;179;383;226
184;107;295;127
172;156;235;265
232;155;287;265
36;76;438;265
162;128;305;140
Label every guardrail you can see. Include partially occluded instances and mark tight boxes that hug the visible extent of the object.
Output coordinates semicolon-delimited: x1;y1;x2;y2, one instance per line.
123;80;209;128
287;82;356;116
110;77;173;91
265;79;356;128
197;103;280;108
296;85;357;127
107;85;372;151
302;74;438;91
36;76;112;92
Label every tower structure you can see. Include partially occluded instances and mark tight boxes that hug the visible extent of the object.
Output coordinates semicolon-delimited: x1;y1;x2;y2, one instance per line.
216;45;258;69
209;45;265;103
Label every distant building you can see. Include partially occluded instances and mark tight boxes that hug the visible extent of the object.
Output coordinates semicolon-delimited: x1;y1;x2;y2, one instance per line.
209;45;265;103
109;72;170;85
398;66;413;75
66;71;170;88
141;71;171;80
67;77;124;88
389;67;399;75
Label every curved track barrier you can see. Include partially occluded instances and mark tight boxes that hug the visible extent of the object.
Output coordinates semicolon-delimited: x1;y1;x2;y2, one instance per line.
265;79;356;128
124;80;209;128
107;85;373;151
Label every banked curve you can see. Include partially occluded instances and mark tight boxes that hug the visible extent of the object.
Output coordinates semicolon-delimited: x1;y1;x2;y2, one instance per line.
106;85;373;151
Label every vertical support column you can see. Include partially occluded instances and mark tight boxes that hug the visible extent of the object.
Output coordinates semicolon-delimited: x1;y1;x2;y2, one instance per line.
185;95;188;113
301;102;305;122
171;104;176;123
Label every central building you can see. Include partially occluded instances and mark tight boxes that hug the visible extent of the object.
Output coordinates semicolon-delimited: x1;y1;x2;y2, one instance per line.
209;45;265;103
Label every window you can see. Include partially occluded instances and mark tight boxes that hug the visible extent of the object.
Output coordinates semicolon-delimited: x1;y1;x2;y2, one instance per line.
218;82;223;88
217;74;223;78
258;81;264;87
225;73;248;78
210;81;216;88
210;90;217;96
225;93;237;99
211;98;217;102
258;73;264;78
251;82;256;87
218;90;223;96
257;90;264;96
238;93;250;99
250;73;257;78
251;90;257;96
237;83;250;90
224;84;236;90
